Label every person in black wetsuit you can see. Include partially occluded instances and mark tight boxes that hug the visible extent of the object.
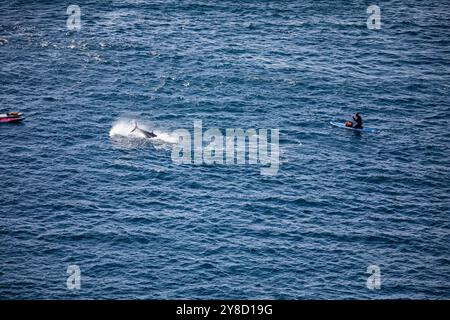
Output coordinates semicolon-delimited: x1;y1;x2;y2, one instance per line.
352;113;363;129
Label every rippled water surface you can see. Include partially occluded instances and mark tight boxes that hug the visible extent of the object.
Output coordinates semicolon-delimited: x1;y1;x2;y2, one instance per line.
1;1;449;299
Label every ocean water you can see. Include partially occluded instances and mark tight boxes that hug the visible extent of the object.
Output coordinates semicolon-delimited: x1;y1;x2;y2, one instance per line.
1;0;449;299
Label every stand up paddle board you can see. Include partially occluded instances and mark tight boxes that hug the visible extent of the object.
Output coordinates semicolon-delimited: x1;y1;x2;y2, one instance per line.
330;121;380;133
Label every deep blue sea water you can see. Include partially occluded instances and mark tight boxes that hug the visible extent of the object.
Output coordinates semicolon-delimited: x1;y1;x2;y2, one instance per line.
1;0;449;299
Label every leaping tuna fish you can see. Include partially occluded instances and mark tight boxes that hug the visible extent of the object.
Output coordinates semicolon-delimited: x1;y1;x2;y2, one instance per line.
131;121;157;138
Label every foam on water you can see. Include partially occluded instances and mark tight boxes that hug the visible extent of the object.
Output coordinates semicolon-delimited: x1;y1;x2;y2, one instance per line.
109;118;178;145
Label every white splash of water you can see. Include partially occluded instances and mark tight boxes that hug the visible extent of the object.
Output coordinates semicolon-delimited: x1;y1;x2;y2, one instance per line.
109;118;178;145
